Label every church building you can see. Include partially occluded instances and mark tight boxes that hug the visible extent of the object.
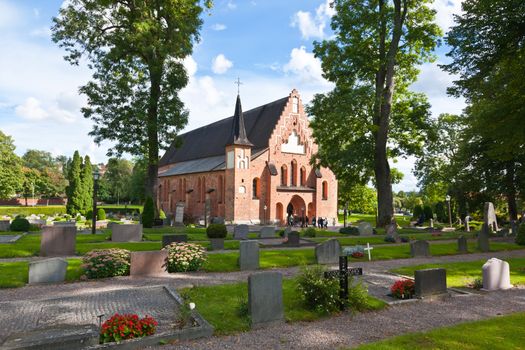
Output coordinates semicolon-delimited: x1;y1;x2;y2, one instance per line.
158;89;338;225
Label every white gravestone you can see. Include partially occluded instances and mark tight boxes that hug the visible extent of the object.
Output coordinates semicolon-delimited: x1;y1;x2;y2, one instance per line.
482;258;512;291
358;222;373;235
175;203;185;224
483;202;499;231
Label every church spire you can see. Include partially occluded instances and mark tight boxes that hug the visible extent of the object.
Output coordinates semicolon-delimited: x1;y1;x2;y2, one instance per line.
227;94;253;147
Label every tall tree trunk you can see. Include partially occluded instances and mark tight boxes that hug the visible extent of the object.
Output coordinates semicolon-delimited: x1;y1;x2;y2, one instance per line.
146;64;162;217
505;162;518;220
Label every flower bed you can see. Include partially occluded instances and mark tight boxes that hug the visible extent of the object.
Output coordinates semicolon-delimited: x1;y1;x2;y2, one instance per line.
163;242;207;272
351;251;364;259
100;313;157;344
82;248;131;279
390;279;415;299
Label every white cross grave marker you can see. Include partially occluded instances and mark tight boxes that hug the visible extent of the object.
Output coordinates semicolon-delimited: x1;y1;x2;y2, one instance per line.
364;242;374;261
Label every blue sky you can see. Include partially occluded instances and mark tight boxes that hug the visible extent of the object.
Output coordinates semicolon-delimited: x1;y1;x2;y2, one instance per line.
0;0;464;191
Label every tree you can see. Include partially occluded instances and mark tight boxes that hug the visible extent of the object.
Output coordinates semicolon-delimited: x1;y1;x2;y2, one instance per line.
22;150;55;172
0;131;23;199
130;157;148;203
52;0;212;215
104;158;133;204
80;155;94;213
66;151;83;214
310;0;441;226
21;149;67;198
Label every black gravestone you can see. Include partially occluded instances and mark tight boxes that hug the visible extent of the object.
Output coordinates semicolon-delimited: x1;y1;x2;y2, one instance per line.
457;235;468;253
414;268;447;298
286;232;300;247
323;256;363;310
162;234;188;248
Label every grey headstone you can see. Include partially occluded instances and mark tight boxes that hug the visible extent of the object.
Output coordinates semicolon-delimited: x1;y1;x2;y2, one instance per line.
259;226;275;238
239;240;259;270
162;234;188;247
414;268;447;298
457;235;468;253
40;226;76;257
130;250;168;276
483;202;499;231
234;224;249;240
410;240;431;258
248;272;284;328
111;224;143;242
28;218;46;227
286;231;300;247
478;223;490;252
386;223;400;242
315;239;341;264
0;220;10;231
29;258;68;284
482;258;512;291
175;203;185;224
210;238;224;250
358;222;373;236
211;216;225;225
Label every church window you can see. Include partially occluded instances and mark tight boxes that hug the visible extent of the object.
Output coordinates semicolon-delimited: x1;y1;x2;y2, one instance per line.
291;160;297;186
197;178;202;203
292;96;299;113
322;181;328;200
237;149;249;169
218;175;223;203
252;178;260;199
201;177;206;202
281;165;288;186
300;166;306;186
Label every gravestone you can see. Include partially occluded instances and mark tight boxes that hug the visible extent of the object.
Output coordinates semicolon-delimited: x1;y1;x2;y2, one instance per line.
414;268;447;298
28;258;68;284
358;222;373;236
175;203;185;224
478;223;490;252
28;218;46;227
0;220;10;231
234;224;249;240
111;224;143;242
482;258;512;291
410;240;431;257
259;226;275;238
323;256;363;310
457;235;468;253
130;250;168;276
248;272;284;328
315;239;341;264
40;226;76;257
286;231;300;247
386;223;400;242
483;202;499;231
53;221;76;226
162;234;188;247
239;240;259;270
211;216;225;225
284;227;292;236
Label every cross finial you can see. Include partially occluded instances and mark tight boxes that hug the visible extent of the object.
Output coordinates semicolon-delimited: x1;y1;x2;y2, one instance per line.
235;77;243;94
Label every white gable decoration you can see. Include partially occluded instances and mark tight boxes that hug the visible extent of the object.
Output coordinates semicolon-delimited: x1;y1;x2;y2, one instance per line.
281;130;305;154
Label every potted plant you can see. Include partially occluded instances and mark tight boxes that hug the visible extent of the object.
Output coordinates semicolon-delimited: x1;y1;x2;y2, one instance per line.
206;224;227;250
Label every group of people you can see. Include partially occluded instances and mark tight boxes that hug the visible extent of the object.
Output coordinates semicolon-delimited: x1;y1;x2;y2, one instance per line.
286;215;330;228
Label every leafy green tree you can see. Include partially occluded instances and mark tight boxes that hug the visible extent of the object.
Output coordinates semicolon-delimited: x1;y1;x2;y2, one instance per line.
22;150;55;172
0;131;23;199
130;157;148;203
66;151;83;214
345;185;377;215
309;0;441;227
104;158;133;204
80;155;94;214
21;149;67;198
52;0;212;214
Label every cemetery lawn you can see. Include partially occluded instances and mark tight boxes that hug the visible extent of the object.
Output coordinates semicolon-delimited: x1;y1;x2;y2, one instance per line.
0;258;83;288
181;279;386;335
391;258;525;288
353;312;525;350
311;231;476;246
338;213;411;227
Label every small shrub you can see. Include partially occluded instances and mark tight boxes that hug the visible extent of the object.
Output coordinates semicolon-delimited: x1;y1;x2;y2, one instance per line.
413;205;423;219
82;249;131;279
142;196;155;228
164;242;207;272
100;314;157;344
470;277;483;290
297;265;340;314
347;280;370;311
10;216;30;232
302;227;317;237
174;291;197;329
206;224;227;239
516;224;525;245
278;229;285;237
339;226;359;235
97;208;106;220
384;235;396;243
390;279;415;299
86;210;93;220
236;295;249;319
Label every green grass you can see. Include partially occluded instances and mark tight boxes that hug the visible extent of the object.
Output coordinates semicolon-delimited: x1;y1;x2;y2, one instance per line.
391;258;525;288
353;312;525;350
0;258;83;288
338;213;412;227
182;278;386;335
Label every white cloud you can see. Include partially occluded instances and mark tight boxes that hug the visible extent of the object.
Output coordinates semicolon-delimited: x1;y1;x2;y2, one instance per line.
283;46;329;86
432;0;463;33
0;0;20;28
183;56;198;77
211;23;227;31
15;95;79;123
15;97;48;121
226;0;236;10
212;54;233;74
291;0;335;40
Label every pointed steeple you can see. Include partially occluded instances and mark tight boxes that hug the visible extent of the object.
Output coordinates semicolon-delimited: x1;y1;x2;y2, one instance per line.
227;94;253;147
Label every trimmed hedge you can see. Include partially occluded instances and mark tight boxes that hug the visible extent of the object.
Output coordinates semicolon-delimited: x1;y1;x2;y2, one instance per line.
206;224;228;239
0;206;67;217
10;217;30;232
339;226;359;235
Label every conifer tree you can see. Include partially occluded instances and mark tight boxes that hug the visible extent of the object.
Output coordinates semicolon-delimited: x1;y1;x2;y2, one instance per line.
66;151;83;214
80;155;93;214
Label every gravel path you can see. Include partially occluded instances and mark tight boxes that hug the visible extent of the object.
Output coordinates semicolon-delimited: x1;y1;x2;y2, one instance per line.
148;288;525;350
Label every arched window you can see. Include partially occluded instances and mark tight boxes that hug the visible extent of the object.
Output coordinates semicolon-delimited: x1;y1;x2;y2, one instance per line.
178;179;183;201
252;178;260;199
201;177;206;202
300;166;306;186
291;160;297;186
322;181;328;200
281;165;288;186
218;175;223;203
197;178;202;202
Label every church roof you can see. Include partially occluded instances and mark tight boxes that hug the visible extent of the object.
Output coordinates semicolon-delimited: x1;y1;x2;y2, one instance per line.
159;96;289;167
226;95;254;147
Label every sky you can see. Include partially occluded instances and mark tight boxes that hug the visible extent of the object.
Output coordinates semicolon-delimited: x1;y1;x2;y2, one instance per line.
0;0;465;192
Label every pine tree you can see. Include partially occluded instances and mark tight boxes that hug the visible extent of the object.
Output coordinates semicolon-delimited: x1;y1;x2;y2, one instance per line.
80;155;93;214
66;151;83;214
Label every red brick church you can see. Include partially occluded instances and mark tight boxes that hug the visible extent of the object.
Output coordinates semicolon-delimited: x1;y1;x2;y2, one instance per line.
158;89;338;225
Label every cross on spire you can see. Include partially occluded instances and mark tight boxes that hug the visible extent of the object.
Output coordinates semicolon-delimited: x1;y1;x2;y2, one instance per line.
235;77;243;95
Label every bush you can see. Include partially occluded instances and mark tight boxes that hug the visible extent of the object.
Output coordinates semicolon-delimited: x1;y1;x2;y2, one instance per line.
302;227;317;237
413;205;423;219
100;314;157;344
82;249;131;279
164;242;207;272
278;229;285;237
384;235;396;243
347;281;370;311
10;216;30;232
516;224;525;245
434;202;446;222
97;208;106;220
297;265;341;314
159;209;166;220
142;196;155;228
86;210;93;220
206;224;227;239
390;279;415;299
339;226;359;235
423;205;433;221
